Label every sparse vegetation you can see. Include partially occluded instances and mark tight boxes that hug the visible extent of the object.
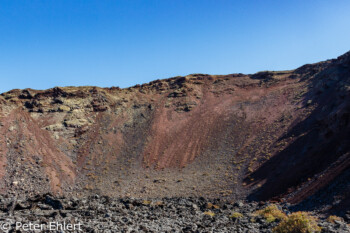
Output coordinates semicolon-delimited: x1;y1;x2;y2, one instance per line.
326;215;343;223
142;200;152;205
273;212;321;233
207;202;219;209
203;211;215;217
254;204;286;222
230;212;243;219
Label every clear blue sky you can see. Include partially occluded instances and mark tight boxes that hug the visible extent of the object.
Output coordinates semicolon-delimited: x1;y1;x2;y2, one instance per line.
1;0;350;93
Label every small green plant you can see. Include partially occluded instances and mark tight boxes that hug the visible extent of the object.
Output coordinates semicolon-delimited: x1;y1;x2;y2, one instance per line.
254;204;286;222
142;200;151;205
327;215;343;223
230;212;243;219
207;202;219;209
273;212;321;233
203;211;215;217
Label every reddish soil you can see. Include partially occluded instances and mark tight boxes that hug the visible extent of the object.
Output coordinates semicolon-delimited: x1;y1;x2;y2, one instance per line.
0;51;349;215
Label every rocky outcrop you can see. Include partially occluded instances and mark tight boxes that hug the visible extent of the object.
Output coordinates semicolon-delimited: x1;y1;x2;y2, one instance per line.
0;51;349;217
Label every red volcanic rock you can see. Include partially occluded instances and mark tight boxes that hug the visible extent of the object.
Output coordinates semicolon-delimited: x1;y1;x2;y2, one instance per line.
0;51;349;215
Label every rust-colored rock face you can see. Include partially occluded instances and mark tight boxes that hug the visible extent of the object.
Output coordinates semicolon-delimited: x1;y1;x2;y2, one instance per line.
0;51;349;212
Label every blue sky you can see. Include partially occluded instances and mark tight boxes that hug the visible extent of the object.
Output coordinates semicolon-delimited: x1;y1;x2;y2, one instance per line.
1;0;350;93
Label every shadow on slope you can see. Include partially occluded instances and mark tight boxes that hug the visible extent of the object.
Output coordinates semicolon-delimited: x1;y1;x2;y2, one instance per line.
246;51;350;207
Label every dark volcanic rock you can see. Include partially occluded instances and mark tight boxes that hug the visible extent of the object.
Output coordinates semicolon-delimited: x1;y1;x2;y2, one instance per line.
0;195;348;232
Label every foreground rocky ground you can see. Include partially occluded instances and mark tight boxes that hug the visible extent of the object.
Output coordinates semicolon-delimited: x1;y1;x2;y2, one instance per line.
0;194;348;232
